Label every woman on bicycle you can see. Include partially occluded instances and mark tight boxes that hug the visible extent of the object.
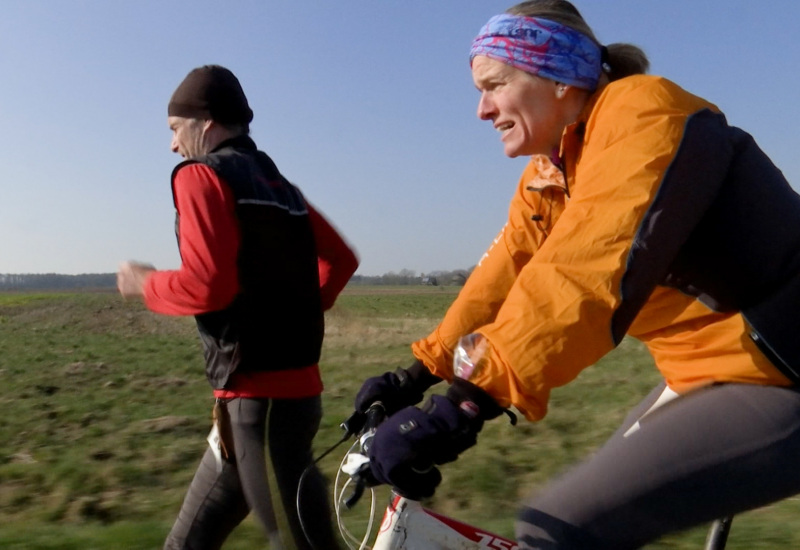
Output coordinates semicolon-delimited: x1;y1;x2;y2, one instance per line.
354;1;800;548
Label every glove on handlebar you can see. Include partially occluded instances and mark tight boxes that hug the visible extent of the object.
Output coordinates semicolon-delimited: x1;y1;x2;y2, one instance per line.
367;404;444;499
367;378;503;499
446;377;505;420
434;377;505;463
354;360;442;416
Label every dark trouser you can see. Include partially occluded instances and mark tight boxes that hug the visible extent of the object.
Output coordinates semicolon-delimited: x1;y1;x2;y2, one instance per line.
516;382;800;549
164;396;340;550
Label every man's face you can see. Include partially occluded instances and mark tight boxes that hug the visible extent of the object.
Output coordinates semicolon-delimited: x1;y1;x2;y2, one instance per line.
168;116;208;159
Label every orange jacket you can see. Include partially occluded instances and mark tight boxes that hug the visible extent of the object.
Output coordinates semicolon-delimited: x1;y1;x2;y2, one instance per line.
413;75;791;421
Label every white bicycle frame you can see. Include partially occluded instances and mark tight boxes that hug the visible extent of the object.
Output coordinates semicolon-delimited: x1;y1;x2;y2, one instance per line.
372;493;519;550
336;446;518;550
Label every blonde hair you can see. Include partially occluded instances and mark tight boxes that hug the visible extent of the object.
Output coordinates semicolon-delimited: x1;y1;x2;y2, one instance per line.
506;0;649;81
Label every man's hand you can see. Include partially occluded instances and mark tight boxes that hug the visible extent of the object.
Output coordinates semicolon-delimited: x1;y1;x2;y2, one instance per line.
117;261;156;300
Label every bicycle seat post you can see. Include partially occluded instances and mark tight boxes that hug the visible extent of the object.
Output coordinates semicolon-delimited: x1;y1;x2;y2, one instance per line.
704;516;733;550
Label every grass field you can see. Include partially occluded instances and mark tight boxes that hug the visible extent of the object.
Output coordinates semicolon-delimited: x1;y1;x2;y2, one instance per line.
1;287;799;549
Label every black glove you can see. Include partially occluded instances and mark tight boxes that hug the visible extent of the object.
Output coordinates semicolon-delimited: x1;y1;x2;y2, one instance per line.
367;378;504;499
433;377;505;463
354;360;442;416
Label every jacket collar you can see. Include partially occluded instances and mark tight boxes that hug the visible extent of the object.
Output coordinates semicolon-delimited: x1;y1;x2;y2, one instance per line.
210;134;257;154
556;83;607;193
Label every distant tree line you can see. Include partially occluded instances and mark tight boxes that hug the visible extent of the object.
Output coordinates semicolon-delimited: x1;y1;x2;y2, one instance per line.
349;267;474;286
0;273;116;291
0;268;474;291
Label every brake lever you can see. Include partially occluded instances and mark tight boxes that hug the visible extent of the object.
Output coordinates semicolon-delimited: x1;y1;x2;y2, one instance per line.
344;477;366;509
342;457;374;509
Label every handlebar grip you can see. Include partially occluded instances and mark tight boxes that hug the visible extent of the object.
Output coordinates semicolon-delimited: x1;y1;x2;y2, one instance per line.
359;403;386;454
363;402;386;431
340;402;387;440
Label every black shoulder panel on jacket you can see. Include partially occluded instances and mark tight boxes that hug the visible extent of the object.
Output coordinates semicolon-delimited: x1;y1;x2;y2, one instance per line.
611;108;800;356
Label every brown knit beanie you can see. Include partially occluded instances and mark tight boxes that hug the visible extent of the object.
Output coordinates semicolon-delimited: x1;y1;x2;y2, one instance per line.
168;65;253;124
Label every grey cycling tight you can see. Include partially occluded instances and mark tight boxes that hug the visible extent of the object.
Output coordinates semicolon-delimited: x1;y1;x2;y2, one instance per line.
163;396;339;550
516;382;800;549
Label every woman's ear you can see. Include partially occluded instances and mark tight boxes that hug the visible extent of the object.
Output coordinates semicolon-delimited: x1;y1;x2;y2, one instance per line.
555;82;569;99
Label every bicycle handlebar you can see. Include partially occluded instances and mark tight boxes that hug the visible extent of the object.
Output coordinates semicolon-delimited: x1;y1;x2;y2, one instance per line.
340;403;386;509
340;402;386;437
360;403;386;453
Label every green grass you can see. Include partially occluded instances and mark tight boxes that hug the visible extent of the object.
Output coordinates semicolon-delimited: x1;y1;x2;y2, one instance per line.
1;288;799;548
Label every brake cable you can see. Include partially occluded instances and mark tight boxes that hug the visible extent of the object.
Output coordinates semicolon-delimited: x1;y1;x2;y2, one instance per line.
296;411;367;549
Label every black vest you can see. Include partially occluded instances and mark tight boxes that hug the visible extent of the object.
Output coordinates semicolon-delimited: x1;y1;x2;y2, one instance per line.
171;136;324;389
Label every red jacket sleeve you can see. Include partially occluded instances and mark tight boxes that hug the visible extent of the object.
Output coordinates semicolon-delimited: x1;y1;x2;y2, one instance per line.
143;164;241;315
308;203;359;311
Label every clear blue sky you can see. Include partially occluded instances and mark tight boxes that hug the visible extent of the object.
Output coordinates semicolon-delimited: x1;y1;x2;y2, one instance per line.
1;1;798;276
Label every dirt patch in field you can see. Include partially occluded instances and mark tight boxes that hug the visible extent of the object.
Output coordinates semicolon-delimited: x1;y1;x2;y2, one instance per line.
2;294;195;338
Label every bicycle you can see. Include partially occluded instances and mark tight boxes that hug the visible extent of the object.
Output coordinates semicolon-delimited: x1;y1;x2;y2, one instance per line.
330;404;735;550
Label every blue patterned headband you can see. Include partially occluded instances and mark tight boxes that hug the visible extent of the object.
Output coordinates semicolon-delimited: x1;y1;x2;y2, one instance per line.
470;14;603;90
